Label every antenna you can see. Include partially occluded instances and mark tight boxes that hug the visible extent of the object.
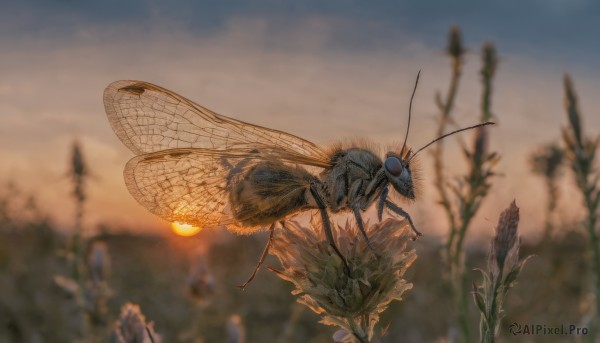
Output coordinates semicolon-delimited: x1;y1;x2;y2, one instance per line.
401;70;421;156
408;122;495;162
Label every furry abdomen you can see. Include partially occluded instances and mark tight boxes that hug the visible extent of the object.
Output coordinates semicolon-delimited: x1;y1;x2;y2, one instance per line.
228;161;318;226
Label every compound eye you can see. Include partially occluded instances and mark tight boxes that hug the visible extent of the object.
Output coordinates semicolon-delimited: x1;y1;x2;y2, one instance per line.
384;156;403;177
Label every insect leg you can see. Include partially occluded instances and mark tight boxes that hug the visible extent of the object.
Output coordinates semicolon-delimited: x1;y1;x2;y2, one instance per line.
237;222;276;290
377;187;389;222
352;206;377;255
309;183;351;274
384;200;423;238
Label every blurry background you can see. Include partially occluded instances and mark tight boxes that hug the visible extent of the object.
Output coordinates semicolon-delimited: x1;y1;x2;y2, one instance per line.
1;1;599;342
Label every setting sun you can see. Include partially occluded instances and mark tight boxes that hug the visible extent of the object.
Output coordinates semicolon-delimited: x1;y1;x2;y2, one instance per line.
171;222;202;236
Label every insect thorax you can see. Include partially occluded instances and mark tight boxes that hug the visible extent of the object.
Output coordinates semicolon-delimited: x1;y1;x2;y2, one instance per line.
321;148;383;212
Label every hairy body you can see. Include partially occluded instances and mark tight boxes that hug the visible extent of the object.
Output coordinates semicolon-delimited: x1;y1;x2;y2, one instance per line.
228;146;393;226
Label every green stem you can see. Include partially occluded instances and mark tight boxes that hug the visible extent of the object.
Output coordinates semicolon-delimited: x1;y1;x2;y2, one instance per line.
433;50;474;343
435;56;462;264
585;191;600;322
563;74;600;340
457;271;473;343
481;277;502;343
573;158;600;339
481;71;492;123
72;193;92;337
543;178;558;239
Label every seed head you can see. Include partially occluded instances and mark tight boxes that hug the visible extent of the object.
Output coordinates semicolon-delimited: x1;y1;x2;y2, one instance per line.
70;139;87;203
563;74;583;149
87;240;111;283
114;303;161;343
226;314;245;343
447;26;466;59
473;201;531;342
529;143;565;180
71;139;87;179
187;252;215;304
269;218;416;341
481;42;498;80
490;200;520;278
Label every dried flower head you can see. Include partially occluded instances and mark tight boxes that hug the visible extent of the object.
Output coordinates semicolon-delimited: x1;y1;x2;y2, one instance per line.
226;314;246;343
481;42;498;80
447;26;466;59
562;73;598;181
529;143;564;179
269;218;416;343
114;303;161;343
70;139;87;203
490;201;520;278
87;240;111;283
187;252;215;304
563;74;583;149
473;201;532;343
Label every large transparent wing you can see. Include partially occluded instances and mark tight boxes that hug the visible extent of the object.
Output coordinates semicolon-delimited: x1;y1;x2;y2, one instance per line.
124;147;317;233
104;80;330;167
125;148;240;231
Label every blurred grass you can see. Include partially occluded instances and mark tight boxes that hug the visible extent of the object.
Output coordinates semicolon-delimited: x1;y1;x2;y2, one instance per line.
0;214;591;342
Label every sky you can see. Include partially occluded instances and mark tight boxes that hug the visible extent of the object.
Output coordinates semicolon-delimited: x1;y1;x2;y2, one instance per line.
1;1;599;241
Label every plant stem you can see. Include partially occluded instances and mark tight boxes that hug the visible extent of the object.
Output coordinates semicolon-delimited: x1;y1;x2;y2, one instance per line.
435;57;462;259
584;189;600;321
563;75;600;338
543;177;556;238
434;51;462;270
433;33;474;343
349;318;369;343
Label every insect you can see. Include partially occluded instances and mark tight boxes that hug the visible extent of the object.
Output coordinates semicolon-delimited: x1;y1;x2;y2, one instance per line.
104;72;493;286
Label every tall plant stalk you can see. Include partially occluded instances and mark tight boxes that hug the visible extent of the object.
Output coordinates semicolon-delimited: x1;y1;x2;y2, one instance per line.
57;140;113;340
472;201;531;343
69;139;92;336
561;74;600;338
433;28;500;342
70;139;87;282
433;26;464;252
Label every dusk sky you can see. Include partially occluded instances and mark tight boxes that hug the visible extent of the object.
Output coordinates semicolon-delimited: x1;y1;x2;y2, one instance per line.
1;1;599;240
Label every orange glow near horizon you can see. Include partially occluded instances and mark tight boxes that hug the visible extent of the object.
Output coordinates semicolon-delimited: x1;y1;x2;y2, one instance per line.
171;222;202;236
